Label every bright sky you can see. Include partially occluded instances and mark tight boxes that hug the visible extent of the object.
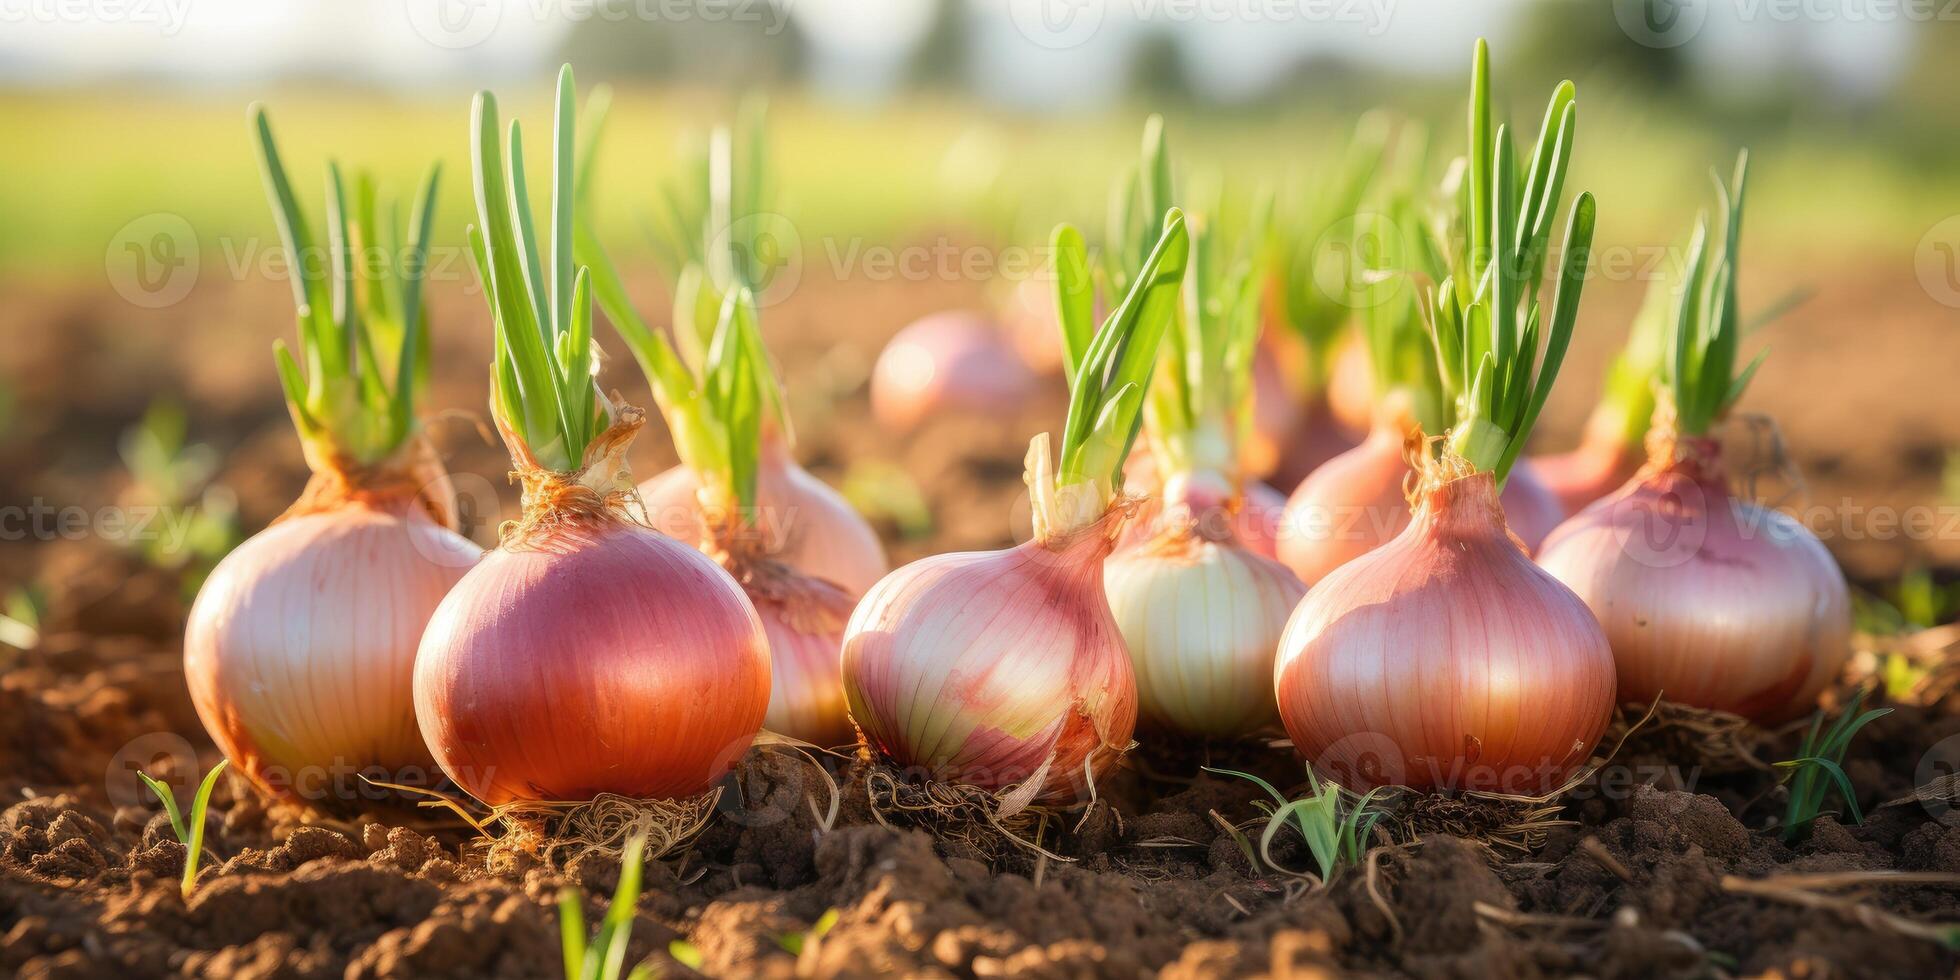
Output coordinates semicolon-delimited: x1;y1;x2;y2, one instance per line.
0;0;1916;105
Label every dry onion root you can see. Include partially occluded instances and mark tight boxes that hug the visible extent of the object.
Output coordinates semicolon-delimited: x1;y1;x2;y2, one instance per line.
842;212;1190;804
1537;154;1851;724
184;109;480;812
1275;40;1614;795
413;69;770;808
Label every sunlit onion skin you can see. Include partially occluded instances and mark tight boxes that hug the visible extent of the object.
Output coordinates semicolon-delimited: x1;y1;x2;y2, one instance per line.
1275;470;1616;793
870;311;1036;433
185;492;478;809
415;516;769;805
1105;521;1305;736
840;513;1136;802
1526;409;1642;516
1535;437;1851;723
638;439;889;596
1278;418;1566;585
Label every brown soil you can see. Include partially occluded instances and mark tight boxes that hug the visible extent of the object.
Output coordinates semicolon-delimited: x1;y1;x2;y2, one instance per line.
4;261;1959;978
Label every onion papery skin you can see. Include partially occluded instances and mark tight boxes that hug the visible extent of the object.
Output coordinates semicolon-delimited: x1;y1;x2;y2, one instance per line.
1274;472;1616;793
870;311;1036;434
840;522;1136;802
1277;421;1566;585
185;495;478;809
413;519;770;805
638;441;889;597
1534;442;1851;723
1527;418;1641;516
1105;531;1305;736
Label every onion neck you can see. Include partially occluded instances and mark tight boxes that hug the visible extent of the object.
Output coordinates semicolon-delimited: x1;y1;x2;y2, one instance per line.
283;430;458;530
1642;430;1728;489
1412;459;1512;544
503;408;648;547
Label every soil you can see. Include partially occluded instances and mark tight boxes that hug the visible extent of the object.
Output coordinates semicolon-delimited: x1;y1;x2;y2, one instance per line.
4;259;1960;978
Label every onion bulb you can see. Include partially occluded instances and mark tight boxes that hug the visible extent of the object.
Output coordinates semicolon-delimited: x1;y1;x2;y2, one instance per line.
1275;468;1616;791
843;496;1137;799
1105;479;1305;735
1536;151;1848;723
185;111;478;810
415;415;770;805
186;445;479;809
844;207;1189;803
638;438;889;597
1277;38;1612;792
1536;438;1849;722
416;76;769;805
1277;410;1566;585
870;311;1035;433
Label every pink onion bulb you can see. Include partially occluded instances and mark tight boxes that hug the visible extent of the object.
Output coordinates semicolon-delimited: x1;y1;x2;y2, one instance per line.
1105;505;1305;736
414;434;771;804
840;514;1136;803
637;439;889;597
1275;470;1615;793
186;490;478;809
1278;417;1566;585
870;311;1036;434
748;578;857;746
1535;438;1851;723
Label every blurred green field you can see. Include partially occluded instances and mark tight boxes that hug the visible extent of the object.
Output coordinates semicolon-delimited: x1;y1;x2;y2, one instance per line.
0;83;1950;274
